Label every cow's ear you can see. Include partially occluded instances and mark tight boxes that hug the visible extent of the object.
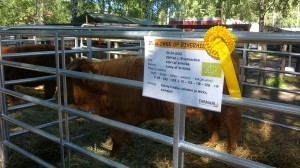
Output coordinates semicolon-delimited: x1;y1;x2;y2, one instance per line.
67;59;82;71
68;59;91;72
68;63;78;71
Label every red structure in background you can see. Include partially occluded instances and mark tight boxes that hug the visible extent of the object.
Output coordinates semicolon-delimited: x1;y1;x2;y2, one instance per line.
169;17;221;26
169;17;250;31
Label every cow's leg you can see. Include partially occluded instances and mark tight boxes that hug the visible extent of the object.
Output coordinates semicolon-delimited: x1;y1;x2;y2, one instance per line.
7;85;16;105
221;106;241;151
44;81;56;100
204;111;221;146
6;95;16;105
110;128;133;156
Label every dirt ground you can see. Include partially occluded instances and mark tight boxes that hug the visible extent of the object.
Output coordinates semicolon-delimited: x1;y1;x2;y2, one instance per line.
242;54;300;129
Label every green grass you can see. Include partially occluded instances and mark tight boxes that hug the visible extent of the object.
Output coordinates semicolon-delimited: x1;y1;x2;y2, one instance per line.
265;76;285;88
265;75;299;89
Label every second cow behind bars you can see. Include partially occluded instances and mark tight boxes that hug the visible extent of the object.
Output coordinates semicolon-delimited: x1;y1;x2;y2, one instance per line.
66;54;241;156
2;44;75;105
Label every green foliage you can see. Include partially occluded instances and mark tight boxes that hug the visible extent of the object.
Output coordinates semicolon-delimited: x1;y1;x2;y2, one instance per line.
43;0;72;24
0;0;35;25
0;0;72;26
265;76;285;88
0;0;300;27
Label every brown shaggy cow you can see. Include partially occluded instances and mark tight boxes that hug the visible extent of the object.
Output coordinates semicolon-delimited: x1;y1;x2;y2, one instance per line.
2;44;75;105
67;54;241;156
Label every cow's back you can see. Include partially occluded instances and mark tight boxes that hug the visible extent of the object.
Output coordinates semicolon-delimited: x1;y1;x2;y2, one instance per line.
68;57;174;125
3;44;73;80
2;44;75;104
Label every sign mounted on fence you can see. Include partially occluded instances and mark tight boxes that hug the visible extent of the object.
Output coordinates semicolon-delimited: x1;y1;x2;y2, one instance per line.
143;36;224;112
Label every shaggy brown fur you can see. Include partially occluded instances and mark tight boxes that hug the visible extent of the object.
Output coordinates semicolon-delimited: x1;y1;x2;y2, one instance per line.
67;54;241;156
2;44;75;104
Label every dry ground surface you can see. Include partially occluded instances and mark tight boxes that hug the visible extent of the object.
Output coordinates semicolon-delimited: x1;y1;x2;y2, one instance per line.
3;55;300;168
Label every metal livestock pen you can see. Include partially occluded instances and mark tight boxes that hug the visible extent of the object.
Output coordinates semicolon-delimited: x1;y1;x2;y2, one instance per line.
0;25;299;168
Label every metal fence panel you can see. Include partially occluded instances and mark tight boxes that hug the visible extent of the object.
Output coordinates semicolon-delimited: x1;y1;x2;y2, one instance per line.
0;26;299;168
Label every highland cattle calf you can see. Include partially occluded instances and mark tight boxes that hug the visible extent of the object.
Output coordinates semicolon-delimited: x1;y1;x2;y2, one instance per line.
67;54;241;156
2;44;74;105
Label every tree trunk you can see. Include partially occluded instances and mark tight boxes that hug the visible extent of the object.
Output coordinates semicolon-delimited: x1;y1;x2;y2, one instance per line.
258;0;266;85
259;0;265;32
98;0;106;14
215;0;223;23
36;0;44;25
108;0;112;14
144;0;150;20
71;0;78;24
280;45;288;70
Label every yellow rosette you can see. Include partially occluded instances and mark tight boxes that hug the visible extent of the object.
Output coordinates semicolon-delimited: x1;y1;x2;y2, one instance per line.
204;26;241;98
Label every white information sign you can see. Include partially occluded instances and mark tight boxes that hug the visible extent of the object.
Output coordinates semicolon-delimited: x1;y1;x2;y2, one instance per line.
142;36;224;112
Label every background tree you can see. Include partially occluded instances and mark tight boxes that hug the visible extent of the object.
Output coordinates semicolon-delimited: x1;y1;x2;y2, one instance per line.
36;0;44;25
71;0;79;24
1;0;300;27
0;0;71;25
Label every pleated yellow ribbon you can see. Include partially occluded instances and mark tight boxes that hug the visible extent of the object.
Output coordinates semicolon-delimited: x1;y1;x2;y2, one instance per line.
204;26;241;98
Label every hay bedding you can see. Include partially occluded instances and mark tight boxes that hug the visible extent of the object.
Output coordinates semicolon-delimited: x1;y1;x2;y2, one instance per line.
6;84;300;168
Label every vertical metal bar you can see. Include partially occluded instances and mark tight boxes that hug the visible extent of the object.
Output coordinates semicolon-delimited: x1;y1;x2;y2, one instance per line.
61;37;71;168
240;43;248;94
140;40;144;57
74;37;78;49
80;36;84;47
54;33;66;168
288;44;292;67
113;42;119;58
33;36;38;45
107;40;111;59
79;35;84;58
0;36;10;168
87;28;92;60
173;103;185;168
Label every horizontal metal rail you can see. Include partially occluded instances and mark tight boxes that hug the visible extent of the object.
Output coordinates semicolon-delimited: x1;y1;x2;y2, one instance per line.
0;88;58;110
242;115;300;131
2;30;300;43
61;69;143;88
3;140;55;168
2;25;181;31
179;141;274;168
243;66;300;75
5;75;56;86
78;46;143;52
1;50;69;58
10;116;78;137
236;48;300;57
7;98;56;111
62;69;300;117
1;57;299;167
63;106;173;146
1;39;36;43
1;46;143;58
0;86;276;167
63;106;272;168
222;94;300;116
242;82;300;95
0;60;57;74
2;114;128;168
1;28;300;168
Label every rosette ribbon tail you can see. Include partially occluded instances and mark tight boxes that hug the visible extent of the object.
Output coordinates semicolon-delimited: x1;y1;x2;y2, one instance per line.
213;38;241;98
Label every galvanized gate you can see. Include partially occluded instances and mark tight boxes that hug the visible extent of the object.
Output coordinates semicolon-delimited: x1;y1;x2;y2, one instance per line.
0;26;299;168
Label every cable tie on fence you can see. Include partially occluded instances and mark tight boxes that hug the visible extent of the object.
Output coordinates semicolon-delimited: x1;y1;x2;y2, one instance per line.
148;31;153;36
